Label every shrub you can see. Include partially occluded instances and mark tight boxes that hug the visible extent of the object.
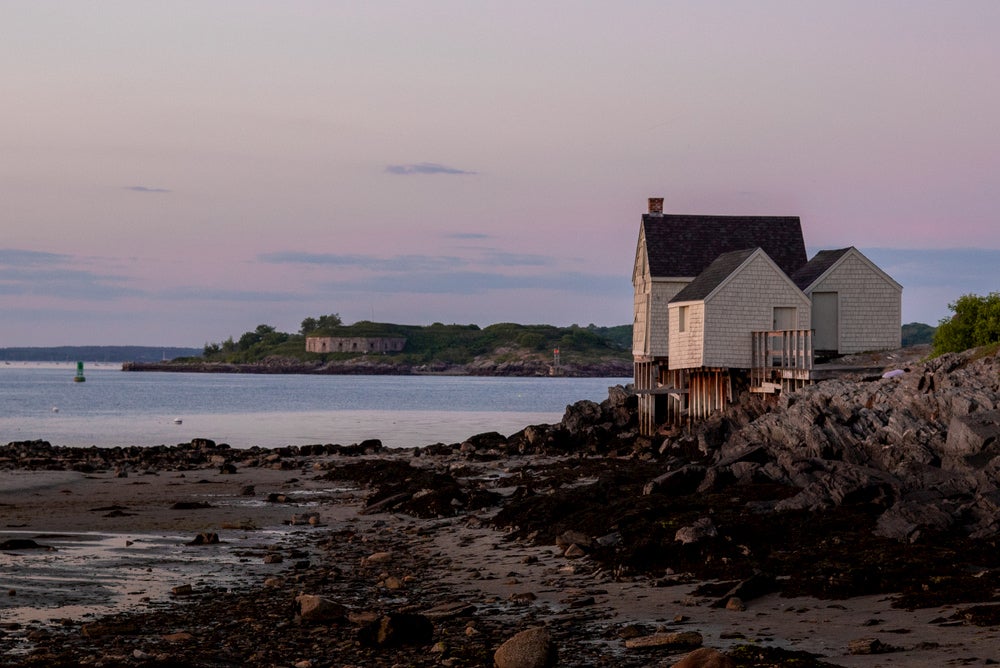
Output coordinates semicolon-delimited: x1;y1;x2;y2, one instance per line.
932;292;1000;355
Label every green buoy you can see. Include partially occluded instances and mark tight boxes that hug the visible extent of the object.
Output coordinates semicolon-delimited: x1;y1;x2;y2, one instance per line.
73;361;86;383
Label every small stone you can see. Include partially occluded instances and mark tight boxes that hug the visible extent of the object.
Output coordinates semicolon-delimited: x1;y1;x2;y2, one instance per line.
725;597;746;612
848;637;897;655
625;631;703;650
362;551;393;567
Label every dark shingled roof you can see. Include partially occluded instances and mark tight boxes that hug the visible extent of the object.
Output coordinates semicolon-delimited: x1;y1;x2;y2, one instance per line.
671;248;758;303
790;247;852;290
641;214;807;278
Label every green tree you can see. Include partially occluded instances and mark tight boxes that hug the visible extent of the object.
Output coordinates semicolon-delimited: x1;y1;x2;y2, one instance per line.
301;313;342;334
933;292;1000;355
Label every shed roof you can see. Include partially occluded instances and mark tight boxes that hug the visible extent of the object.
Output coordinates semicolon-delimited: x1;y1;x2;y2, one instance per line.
640;214;807;278
790;248;851;290
670;248;757;303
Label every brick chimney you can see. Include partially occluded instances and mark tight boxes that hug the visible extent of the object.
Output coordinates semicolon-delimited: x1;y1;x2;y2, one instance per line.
648;197;664;215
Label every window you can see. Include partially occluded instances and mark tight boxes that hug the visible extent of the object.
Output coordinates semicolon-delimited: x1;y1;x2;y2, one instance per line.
773;307;796;330
678;305;688;333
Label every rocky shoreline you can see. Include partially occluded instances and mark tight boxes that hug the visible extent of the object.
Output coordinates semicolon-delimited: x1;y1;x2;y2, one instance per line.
3;344;1000;666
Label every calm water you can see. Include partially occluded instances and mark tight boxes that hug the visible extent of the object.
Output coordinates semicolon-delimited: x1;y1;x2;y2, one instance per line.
0;364;630;448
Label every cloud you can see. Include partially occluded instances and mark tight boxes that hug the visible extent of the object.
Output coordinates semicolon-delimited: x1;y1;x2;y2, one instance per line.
0;249;70;266
0;267;141;300
0;249;142;300
156;287;304;302
125;185;171;193
446;232;491;240
384;162;476;176
482;251;552;267
258;251;465;272
859;247;1000;289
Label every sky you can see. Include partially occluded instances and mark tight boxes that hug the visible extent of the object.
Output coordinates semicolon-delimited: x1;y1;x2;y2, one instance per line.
2;1;999;347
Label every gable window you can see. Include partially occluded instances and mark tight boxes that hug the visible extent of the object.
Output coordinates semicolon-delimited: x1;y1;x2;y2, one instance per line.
678;306;688;333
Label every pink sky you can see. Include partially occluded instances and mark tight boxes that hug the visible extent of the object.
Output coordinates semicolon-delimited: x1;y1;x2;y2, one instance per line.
2;2;999;346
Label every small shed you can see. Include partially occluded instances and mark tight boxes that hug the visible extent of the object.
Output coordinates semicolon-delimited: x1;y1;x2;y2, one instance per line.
668;247;811;369
790;247;902;355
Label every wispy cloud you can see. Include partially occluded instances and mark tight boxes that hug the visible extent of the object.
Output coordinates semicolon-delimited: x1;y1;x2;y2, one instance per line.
0;267;141;300
0;248;141;301
258;251;465;272
125;185;171;193
482;251;552;267
156;287;302;302
385;162;475;176
859;247;1000;288
0;249;70;266
446;232;491;240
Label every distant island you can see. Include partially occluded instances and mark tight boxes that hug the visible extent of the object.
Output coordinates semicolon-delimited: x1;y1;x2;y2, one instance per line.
121;317;636;377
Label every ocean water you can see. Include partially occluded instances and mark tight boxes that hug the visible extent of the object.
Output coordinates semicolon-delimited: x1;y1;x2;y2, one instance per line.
0;364;631;448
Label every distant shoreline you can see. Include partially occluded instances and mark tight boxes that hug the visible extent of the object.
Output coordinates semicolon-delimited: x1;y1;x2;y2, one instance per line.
120;359;634;378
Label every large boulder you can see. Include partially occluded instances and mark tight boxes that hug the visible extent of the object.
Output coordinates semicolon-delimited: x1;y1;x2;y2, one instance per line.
671;648;735;668
494;627;557;668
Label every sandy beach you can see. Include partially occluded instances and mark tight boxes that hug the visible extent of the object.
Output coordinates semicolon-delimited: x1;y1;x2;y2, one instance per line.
2;445;998;668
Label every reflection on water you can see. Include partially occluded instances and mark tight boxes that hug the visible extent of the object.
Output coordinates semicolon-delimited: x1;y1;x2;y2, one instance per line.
0;528;299;627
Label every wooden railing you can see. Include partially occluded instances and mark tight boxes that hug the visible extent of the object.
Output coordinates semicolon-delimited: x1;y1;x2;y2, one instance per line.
750;329;813;394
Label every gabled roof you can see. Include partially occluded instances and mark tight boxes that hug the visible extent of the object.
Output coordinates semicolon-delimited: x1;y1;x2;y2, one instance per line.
640;214;807;278
791;246;903;292
670;248;757;302
789;248;851;290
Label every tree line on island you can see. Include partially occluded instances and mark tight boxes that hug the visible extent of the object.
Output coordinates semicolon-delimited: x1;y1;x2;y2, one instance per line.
196;314;634;366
